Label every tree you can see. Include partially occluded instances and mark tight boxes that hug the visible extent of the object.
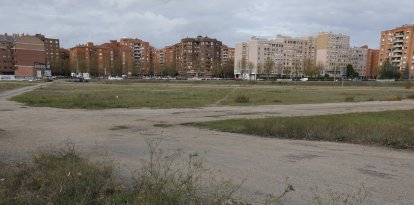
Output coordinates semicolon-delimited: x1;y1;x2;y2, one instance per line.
379;60;401;79
237;58;247;79
402;67;410;80
222;58;234;79
263;58;274;80
346;64;356;78
303;58;319;78
247;62;254;80
89;56;99;77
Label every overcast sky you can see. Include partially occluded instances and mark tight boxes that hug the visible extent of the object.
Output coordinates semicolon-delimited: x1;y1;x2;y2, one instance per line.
2;0;413;49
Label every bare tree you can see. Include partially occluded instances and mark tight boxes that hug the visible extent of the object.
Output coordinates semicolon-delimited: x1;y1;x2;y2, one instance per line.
263;58;275;80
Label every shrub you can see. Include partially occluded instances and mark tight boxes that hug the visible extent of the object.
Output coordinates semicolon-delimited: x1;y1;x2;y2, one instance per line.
235;95;250;103
344;96;355;102
406;95;414;99
404;81;412;89
386;96;402;101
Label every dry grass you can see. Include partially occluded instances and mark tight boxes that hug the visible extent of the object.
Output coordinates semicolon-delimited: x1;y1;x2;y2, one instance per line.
191;110;414;149
11;81;414;109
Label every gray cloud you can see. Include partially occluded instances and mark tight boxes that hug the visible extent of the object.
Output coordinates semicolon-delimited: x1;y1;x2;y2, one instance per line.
1;0;413;48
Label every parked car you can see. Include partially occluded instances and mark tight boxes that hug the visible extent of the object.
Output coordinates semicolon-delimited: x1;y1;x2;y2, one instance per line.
73;77;88;83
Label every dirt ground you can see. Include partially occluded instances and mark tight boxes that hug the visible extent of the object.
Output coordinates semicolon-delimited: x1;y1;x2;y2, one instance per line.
1;83;414;204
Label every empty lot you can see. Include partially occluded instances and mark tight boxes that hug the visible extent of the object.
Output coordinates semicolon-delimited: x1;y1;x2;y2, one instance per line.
1;82;414;204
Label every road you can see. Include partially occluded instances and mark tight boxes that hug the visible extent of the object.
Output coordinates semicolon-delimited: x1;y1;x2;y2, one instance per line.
1;83;413;204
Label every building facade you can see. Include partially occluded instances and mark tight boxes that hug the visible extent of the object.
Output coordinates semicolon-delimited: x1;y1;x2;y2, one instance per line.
176;36;222;78
379;25;414;78
0;34;15;74
221;45;235;66
35;34;60;66
234;35;309;80
13;35;46;79
366;49;379;78
70;40;133;77
316;32;350;77
349;46;368;77
119;38;154;76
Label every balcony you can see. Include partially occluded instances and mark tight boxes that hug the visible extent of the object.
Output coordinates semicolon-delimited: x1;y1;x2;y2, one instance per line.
394;38;404;43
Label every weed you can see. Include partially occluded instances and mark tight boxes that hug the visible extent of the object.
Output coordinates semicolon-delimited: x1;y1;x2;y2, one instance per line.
386;96;402;101
110;125;129;130
191;110;414;149
344;96;355;102
404;81;412;89
153;123;173;128
235;95;250;103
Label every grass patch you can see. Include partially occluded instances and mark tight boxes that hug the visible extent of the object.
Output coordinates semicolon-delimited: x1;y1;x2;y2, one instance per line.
0;144;117;205
0;141;255;205
109;125;129;130
0;81;37;92
385;95;402;101
191;110;414;149
344;96;355;102
11;81;414;109
404;81;412;89
153;123;173;128
234;94;250;103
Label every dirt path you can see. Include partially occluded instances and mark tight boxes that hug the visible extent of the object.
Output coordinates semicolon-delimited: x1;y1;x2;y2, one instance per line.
1;86;414;204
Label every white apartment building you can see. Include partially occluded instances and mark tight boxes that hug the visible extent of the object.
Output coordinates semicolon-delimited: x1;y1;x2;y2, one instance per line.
234;35;308;80
315;32;350;77
349;46;368;77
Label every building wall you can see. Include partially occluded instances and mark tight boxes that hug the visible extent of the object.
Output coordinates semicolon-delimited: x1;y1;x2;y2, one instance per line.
366;49;379;78
120;38;153;76
349;46;368;77
176;36;222;77
234;35;309;79
316;32;350;76
13;35;45;78
0;34;14;74
35;34;60;64
379;25;414;77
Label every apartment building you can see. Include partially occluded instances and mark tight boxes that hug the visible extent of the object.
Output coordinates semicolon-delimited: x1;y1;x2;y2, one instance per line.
0;34;15;74
13;35;46;79
175;36;222;78
349;46;368;77
316;32;350;77
366;49;379;78
379;25;414;77
119;38;154;76
221;45;235;66
70;40;133;77
35;34;60;66
234;35;308;80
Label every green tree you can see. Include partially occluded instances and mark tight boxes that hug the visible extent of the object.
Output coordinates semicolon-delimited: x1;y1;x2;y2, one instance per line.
346;64;356;78
222;59;234;78
379;60;401;79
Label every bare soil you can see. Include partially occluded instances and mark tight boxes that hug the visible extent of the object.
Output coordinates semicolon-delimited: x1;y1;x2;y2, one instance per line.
1;83;414;204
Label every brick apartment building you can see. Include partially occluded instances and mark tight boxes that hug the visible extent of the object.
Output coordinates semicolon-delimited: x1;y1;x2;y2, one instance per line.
120;38;155;76
70;40;133;77
35;34;60;65
221;45;235;66
13;35;47;79
0;34;15;75
175;36;222;78
379;25;414;78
